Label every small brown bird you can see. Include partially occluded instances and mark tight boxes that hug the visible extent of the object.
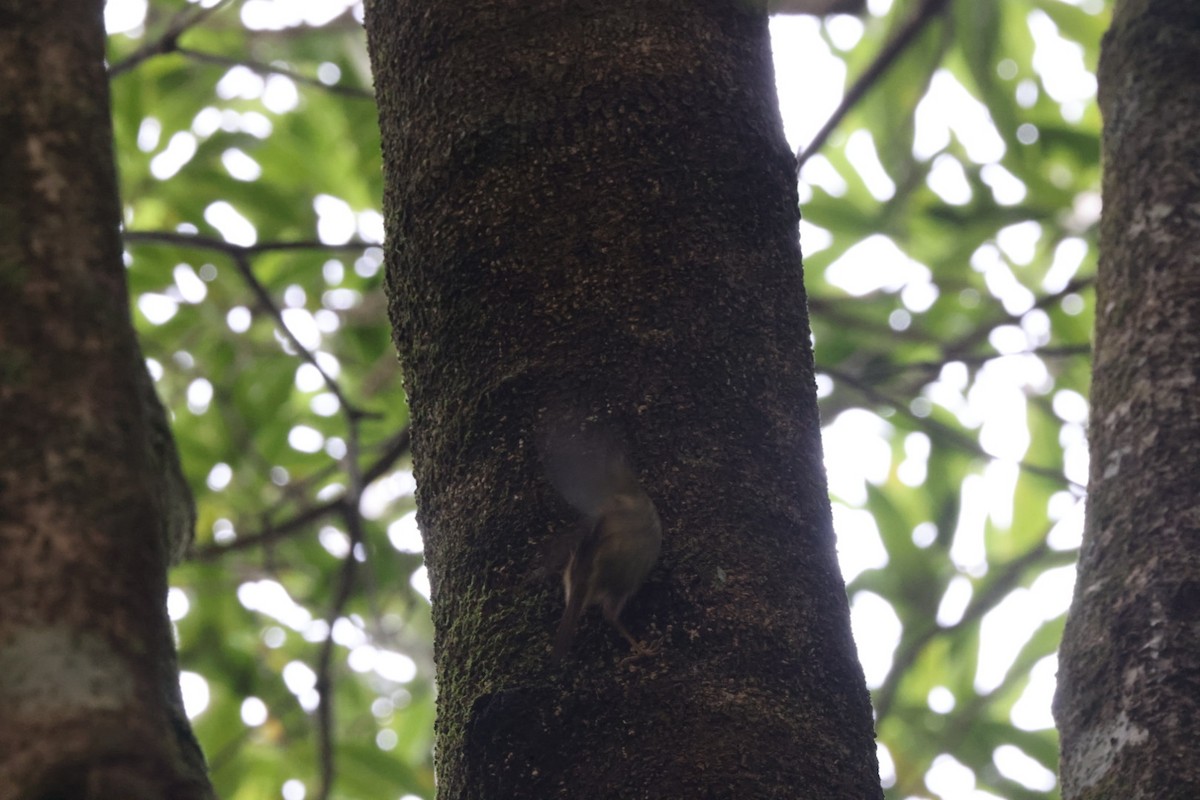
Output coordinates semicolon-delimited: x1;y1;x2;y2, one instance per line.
541;426;662;660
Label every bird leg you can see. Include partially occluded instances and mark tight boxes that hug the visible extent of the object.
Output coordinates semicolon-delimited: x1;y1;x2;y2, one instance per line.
611;616;659;660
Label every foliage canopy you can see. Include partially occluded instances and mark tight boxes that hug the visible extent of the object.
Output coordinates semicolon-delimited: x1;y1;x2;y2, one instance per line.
106;1;1104;797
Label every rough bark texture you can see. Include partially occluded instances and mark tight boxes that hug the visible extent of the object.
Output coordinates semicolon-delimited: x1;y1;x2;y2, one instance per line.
367;1;880;797
0;1;210;797
1054;3;1200;798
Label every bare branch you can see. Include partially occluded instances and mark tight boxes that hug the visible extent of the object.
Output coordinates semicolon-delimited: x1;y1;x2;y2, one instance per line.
188;427;412;561
796;0;951;171
871;536;1075;721
108;0;238;77
831;342;1093;383
312;527;360;800
313;396;369;800
823;365;1084;491
175;47;374;99
124;230;378;419
124;229;374;257
940;277;1095;364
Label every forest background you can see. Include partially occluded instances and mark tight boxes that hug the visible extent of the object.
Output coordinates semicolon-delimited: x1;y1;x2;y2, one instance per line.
103;0;1105;797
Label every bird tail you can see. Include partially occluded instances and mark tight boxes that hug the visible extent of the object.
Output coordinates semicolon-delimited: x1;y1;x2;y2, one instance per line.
538;416;634;517
552;578;587;661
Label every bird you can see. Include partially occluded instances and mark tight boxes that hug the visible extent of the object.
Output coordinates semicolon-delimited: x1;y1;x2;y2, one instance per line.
540;423;662;660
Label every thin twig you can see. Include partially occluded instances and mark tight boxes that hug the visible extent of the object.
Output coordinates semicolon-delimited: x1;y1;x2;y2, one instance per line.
824;365;1084;491
232;248;368;418
124;229;375;257
940;277;1095;364
175;47;374;99
124;230;377;418
846;342;1093;382
189;426;412;561
312;544;358;800
313;418;368;800
796;0;952;171
133;222;399;798
108;0;238;77
135;226;406;566
807;297;947;346
871;535;1074;721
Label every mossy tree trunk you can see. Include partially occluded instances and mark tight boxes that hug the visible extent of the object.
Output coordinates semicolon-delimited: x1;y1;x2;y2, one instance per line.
1054;2;1200;798
366;1;881;796
0;1;210;796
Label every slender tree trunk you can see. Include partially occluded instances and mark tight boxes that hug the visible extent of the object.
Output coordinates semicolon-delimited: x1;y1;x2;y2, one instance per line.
0;1;210;797
1054;2;1200;798
366;1;880;796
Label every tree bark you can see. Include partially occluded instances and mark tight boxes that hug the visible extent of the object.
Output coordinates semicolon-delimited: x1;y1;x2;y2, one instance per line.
0;1;210;797
1054;2;1200;798
366;1;880;796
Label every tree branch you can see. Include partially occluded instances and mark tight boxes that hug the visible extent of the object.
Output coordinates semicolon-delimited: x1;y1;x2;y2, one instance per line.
939;277;1095;364
834;342;1092;383
124;229;375;257
125;230;377;419
174;47;374;99
188;426;412;561
871;535;1073;721
796;0;951;171
313;434;366;800
108;0;238;77
823;365;1083;491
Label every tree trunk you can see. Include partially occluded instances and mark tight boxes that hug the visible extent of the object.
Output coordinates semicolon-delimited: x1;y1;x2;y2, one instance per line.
366;1;880;796
0;1;211;797
1054;2;1200;798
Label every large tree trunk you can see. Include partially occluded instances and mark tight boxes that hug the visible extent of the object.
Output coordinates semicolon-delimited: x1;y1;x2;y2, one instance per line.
1054;2;1200;798
366;0;880;796
0;1;210;796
